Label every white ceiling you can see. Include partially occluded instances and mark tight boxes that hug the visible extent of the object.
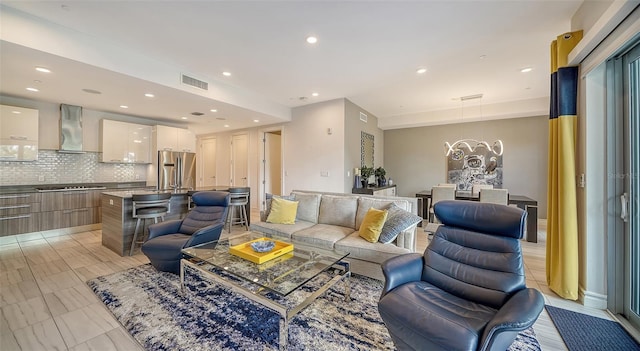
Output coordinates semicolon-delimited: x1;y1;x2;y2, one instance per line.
0;1;584;134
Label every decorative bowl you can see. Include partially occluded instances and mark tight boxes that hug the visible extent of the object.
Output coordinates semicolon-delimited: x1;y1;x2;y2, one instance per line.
250;240;276;253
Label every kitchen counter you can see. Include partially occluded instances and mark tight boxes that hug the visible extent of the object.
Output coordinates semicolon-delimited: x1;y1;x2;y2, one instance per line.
0;181;149;195
101;186;250;256
101;185;238;198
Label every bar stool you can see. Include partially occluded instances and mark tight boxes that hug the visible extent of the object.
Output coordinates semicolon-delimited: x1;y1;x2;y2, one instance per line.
130;193;171;256
225;187;250;233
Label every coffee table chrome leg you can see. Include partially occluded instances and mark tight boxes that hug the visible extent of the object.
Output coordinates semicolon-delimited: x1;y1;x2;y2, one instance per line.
180;259;185;293
344;271;351;302
279;317;288;350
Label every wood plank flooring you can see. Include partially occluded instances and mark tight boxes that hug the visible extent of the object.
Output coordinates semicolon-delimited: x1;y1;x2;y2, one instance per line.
0;213;612;350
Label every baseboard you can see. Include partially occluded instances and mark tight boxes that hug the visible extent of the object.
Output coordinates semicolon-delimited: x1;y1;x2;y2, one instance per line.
579;286;608;309
39;223;101;237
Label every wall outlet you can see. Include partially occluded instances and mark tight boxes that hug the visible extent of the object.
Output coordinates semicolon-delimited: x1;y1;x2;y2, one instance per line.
320;171;329;177
135;174;140;180
109;199;114;205
38;175;45;182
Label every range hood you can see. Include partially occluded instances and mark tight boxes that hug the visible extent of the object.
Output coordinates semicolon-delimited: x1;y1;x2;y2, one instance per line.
59;104;85;153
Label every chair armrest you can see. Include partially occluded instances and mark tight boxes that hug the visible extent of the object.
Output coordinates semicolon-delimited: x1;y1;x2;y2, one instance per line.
380;253;424;298
147;220;182;240
479;288;545;351
184;222;225;248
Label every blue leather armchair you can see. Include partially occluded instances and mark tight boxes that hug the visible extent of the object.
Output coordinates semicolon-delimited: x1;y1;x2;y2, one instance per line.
378;200;544;351
141;191;230;274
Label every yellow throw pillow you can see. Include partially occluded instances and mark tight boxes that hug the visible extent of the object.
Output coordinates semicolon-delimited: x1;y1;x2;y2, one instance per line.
266;197;299;224
359;208;388;243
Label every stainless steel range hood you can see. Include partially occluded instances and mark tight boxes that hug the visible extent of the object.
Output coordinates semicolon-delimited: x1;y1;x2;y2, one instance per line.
59;104;85;153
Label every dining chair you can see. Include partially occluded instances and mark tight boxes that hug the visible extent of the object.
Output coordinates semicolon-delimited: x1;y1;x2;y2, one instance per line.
472;183;493;195
480;188;509;205
429;185;456;223
438;183;457;189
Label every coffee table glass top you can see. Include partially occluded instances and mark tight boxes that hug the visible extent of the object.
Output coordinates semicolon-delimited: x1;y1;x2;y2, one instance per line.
181;232;349;296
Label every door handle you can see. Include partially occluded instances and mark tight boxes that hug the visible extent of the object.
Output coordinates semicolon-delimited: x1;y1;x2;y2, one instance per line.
621;193;629;222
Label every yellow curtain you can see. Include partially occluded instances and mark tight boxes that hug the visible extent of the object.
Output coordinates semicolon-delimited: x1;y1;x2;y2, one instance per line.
547;30;582;300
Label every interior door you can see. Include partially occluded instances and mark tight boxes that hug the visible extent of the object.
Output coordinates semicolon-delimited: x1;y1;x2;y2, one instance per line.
231;134;248;187
200;137;217;187
264;131;282;196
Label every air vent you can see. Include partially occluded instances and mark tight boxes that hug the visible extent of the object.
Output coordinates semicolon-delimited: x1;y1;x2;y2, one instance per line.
359;112;368;122
181;74;209;90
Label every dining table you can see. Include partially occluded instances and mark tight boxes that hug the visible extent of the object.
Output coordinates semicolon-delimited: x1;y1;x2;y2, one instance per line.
415;190;538;243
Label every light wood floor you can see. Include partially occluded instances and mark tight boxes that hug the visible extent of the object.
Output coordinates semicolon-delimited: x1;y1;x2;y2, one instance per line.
0;214;613;350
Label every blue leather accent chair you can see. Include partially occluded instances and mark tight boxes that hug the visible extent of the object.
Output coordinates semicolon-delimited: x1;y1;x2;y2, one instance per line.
141;191;230;274
378;200;544;351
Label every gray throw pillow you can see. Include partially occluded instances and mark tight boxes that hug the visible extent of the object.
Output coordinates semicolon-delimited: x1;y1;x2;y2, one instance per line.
379;203;422;244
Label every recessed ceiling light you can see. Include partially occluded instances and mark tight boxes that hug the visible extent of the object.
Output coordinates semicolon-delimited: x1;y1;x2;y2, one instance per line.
26;87;39;92
520;67;533;73
33;80;42;84
120;105;128;109
311;92;319;97
35;67;51;73
479;55;487;59
181;117;188;120
222;71;231;77
11;111;21;114
224;124;230;128
210;109;218;112
191;112;204;116
82;88;102;94
144;93;155;98
416;68;427;74
253;119;259;123
306;36;318;44
216;117;226;120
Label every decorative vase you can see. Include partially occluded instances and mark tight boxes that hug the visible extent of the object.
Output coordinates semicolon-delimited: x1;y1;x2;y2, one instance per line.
362;179;369;188
378;176;386;187
354;175;362;189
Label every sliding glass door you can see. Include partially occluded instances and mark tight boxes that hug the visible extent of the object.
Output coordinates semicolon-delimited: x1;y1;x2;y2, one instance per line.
608;38;640;331
622;42;640;330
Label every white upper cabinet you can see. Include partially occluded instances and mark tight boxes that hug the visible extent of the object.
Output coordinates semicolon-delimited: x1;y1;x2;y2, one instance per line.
100;119;151;163
177;128;196;152
154;125;196;152
0;105;39;161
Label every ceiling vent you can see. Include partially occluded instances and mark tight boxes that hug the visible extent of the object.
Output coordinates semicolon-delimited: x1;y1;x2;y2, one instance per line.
181;74;208;90
359;112;368;122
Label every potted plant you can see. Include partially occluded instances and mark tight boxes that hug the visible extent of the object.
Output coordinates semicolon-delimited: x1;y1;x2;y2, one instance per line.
360;166;374;187
375;167;387;187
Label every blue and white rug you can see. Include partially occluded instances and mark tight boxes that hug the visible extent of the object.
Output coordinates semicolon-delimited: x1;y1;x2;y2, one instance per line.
87;264;541;351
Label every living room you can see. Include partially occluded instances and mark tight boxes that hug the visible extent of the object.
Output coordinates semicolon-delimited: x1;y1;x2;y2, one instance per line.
1;1;640;350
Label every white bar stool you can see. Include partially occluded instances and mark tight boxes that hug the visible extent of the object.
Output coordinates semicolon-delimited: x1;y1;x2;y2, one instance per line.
130;193;171;256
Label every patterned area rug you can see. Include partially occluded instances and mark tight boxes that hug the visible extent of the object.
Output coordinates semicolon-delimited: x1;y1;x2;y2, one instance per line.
87;264;541;351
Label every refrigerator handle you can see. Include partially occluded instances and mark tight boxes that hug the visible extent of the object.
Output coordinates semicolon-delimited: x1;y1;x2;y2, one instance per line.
177;156;182;189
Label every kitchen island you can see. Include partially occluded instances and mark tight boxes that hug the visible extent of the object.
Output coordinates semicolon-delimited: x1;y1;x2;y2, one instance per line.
101;186;250;256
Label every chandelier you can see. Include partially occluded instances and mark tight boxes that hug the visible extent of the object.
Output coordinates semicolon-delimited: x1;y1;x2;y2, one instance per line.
444;94;504;157
444;139;504;157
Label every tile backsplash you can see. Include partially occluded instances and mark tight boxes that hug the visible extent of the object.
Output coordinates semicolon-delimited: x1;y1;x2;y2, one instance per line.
0;150;148;185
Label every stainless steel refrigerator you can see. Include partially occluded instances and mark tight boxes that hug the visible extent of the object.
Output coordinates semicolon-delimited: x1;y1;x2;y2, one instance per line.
158;151;196;191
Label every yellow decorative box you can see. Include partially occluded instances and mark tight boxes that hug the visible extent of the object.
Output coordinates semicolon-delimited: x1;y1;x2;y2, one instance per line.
229;237;294;264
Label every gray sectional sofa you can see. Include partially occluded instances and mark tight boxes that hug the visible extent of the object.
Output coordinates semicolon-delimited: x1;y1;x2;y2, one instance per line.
249;190;420;280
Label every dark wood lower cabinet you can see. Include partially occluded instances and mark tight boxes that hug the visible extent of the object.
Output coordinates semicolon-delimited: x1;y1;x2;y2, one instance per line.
0;189;103;236
39;207;101;231
0;193;41;236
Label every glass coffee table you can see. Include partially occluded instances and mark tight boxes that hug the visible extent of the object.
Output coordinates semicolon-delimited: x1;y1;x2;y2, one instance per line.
180;231;351;350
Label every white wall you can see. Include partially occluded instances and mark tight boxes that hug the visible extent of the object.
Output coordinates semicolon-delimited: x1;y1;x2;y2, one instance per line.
283;99;345;194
